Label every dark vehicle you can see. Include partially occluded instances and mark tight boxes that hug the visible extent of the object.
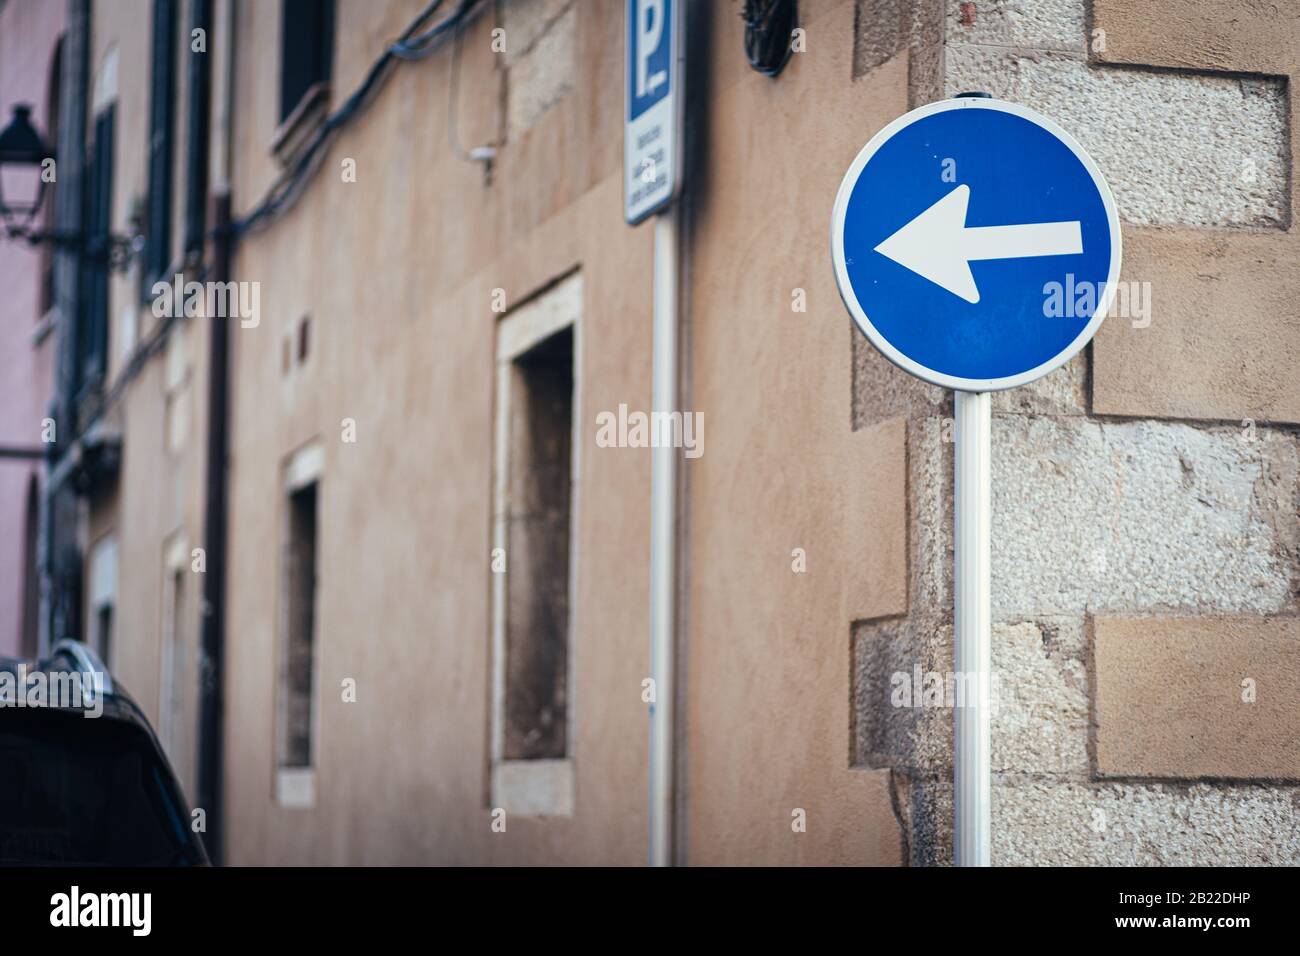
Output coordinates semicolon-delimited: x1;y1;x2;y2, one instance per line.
0;641;209;866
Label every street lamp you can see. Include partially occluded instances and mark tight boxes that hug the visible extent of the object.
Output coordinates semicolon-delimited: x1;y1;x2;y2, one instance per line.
0;104;53;228
0;103;139;268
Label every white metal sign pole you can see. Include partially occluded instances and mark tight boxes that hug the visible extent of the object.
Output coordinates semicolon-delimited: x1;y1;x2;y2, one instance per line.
953;388;991;866
629;0;684;869
648;206;679;868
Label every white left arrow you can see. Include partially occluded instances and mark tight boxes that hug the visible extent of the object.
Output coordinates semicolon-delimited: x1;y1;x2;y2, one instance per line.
873;184;1083;304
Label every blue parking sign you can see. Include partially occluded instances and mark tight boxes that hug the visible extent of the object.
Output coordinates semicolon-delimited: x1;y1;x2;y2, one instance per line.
627;0;671;120
625;0;682;224
831;98;1121;391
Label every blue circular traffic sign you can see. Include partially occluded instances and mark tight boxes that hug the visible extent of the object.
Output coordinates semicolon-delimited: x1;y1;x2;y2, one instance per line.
831;98;1121;391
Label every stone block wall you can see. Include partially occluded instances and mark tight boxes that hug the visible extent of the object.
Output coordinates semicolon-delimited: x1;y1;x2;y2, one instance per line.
852;0;1299;865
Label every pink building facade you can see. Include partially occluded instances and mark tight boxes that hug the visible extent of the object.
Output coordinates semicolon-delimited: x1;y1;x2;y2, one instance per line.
0;0;64;657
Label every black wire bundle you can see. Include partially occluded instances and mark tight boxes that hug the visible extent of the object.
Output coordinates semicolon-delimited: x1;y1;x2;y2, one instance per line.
742;0;797;77
235;0;480;237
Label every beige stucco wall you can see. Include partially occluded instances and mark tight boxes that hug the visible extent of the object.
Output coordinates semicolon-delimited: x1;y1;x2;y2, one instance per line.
681;0;908;865
223;0;654;865
220;0;910;865
84;0;210;803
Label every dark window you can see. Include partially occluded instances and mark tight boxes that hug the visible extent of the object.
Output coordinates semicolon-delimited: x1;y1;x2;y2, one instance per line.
20;477;40;660
162;565;194;792
281;481;318;768
183;0;212;256
77;104;114;393
38;38;63;317
503;327;573;761
145;0;178;290
280;0;335;122
94;605;113;670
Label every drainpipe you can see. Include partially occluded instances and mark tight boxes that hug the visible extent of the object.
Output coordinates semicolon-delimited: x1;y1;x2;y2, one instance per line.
648;206;679;867
195;0;231;865
197;188;230;863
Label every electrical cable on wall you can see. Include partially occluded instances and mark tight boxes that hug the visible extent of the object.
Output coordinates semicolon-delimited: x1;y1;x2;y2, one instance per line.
235;0;483;237
91;2;488;422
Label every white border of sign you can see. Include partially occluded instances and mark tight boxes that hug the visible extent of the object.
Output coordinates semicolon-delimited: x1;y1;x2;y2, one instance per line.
624;0;685;225
830;97;1122;392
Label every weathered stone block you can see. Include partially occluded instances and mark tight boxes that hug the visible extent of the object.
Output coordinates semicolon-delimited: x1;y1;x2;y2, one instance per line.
992;418;1295;617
